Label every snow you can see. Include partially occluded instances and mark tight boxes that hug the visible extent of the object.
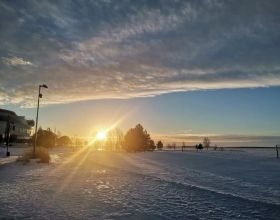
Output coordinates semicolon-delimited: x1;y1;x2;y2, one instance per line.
0;145;26;165
0;147;279;219
0;144;28;157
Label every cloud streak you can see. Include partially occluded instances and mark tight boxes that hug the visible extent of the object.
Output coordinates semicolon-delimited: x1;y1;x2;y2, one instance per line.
0;0;280;106
2;57;33;66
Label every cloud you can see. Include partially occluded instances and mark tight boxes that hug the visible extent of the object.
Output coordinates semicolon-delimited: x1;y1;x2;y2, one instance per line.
0;0;280;106
2;57;33;66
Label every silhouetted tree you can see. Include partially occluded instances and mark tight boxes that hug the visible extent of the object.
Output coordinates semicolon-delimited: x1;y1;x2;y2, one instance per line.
203;137;211;150
57;136;72;147
149;139;156;151
114;128;124;151
172;142;176;151
32;128;56;148
197;143;203;150
167;143;172;149
156;140;163;150
105;128;124;151
182;141;186;151
123;124;154;152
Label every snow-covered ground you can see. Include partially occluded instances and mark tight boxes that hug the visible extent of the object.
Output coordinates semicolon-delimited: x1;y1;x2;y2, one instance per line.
0;144;29;157
0;145;27;165
0;147;279;219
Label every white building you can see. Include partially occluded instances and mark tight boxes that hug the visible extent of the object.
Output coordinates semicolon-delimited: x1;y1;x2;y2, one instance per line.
0;109;34;143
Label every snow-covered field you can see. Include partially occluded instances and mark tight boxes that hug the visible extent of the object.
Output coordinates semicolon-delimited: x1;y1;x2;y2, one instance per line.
0;147;279;219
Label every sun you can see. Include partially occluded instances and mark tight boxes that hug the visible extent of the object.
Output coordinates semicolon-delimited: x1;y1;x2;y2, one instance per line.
96;131;107;140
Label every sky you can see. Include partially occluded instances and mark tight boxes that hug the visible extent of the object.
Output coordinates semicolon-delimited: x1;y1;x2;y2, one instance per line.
0;0;280;146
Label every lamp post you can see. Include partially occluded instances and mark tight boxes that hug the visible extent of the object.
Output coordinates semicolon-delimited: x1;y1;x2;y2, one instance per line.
33;84;48;158
5;115;11;157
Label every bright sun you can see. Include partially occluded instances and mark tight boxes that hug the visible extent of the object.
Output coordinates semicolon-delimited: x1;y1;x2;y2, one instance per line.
96;131;107;140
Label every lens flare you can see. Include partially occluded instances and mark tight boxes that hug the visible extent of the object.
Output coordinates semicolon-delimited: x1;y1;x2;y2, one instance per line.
96;131;107;140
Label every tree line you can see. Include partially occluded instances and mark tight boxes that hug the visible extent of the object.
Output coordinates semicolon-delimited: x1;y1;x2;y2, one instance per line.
34;124;164;152
93;124;163;152
32;127;72;148
33;125;213;152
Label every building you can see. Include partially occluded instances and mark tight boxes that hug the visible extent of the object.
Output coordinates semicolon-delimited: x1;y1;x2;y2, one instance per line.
0;109;34;144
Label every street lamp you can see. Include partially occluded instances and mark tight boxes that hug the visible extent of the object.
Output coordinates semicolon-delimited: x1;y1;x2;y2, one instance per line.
33;84;48;158
5;115;11;157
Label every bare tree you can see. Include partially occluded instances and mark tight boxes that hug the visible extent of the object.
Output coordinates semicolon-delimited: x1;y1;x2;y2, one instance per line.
172;142;176;151
105;128;124;151
182;141;186;152
167;143;171;150
115;128;124;151
203;137;211;150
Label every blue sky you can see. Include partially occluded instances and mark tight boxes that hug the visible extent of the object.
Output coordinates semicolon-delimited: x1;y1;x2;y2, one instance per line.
1;0;280;146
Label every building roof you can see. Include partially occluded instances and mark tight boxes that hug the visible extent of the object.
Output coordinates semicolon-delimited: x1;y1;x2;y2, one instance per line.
0;108;34;127
0;108;16;116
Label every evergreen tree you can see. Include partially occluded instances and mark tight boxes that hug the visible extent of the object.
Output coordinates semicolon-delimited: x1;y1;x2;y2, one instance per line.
156;140;163;150
123;124;154;152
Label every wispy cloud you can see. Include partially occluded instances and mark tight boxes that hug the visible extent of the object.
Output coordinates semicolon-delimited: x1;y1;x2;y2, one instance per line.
0;0;280;106
2;57;33;66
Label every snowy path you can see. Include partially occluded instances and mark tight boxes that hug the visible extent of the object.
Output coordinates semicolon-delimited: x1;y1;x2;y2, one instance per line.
0;148;279;219
0;156;18;166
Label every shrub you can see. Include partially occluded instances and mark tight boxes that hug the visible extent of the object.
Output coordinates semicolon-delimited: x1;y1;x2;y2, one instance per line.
195;143;203;150
57;136;72;147
17;147;50;164
32;128;56;148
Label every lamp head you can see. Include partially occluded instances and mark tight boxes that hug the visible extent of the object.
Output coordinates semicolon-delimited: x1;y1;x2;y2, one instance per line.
41;84;48;89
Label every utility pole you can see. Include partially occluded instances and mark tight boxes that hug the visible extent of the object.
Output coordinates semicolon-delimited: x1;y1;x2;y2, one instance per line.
33;84;48;158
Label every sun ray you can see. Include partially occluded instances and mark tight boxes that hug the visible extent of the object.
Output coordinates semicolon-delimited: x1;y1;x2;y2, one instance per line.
53;144;95;196
50;109;137;197
48;145;87;176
